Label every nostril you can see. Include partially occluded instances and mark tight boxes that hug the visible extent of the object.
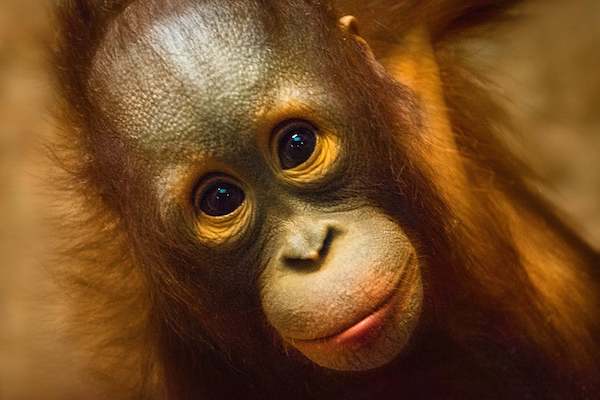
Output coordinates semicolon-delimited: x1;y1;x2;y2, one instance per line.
284;257;320;270
318;227;335;260
282;226;337;270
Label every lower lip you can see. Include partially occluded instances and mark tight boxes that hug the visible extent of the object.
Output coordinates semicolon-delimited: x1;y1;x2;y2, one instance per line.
292;290;398;350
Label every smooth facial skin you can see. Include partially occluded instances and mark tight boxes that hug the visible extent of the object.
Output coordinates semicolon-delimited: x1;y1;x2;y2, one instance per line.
89;0;423;372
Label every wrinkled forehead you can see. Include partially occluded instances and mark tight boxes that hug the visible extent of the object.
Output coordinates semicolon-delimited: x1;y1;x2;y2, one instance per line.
103;0;281;81
88;0;340;164
96;0;320;74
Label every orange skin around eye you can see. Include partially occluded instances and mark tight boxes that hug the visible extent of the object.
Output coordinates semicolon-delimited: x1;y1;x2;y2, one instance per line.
279;132;340;184
195;197;253;247
194;177;254;247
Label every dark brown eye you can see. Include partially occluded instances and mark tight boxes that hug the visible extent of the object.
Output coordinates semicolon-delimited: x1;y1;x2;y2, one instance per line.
277;121;317;170
198;181;245;217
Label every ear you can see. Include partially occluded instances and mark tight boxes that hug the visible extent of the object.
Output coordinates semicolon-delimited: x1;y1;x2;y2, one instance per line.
338;15;359;36
338;16;456;166
338;15;379;61
338;15;455;159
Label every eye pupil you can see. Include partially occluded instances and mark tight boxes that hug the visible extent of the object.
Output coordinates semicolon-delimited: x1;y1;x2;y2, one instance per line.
199;181;245;217
278;122;317;170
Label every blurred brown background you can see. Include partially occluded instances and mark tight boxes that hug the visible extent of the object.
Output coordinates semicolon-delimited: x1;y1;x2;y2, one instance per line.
0;1;598;399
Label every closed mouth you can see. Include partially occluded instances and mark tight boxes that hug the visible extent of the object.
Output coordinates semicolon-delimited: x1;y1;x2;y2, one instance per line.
288;254;414;348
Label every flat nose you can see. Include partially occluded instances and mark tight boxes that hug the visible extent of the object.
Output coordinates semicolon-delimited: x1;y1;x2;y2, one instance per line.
280;221;336;268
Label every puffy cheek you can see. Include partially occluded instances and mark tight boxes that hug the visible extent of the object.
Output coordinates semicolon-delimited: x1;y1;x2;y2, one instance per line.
259;211;417;341
262;263;401;339
293;264;423;371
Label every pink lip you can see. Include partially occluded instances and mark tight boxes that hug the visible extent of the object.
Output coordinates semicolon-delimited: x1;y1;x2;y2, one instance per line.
291;290;398;350
329;297;395;347
289;255;415;352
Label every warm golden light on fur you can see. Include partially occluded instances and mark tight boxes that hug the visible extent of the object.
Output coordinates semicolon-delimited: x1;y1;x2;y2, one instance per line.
47;1;599;398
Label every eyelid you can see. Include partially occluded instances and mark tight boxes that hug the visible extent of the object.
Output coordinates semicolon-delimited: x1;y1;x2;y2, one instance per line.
192;174;240;213
254;100;320;161
272;119;316;138
270;120;340;185
270;119;319;168
191;173;254;247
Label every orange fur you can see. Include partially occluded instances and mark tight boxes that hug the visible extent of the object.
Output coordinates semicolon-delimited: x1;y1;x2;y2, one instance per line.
50;1;599;398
